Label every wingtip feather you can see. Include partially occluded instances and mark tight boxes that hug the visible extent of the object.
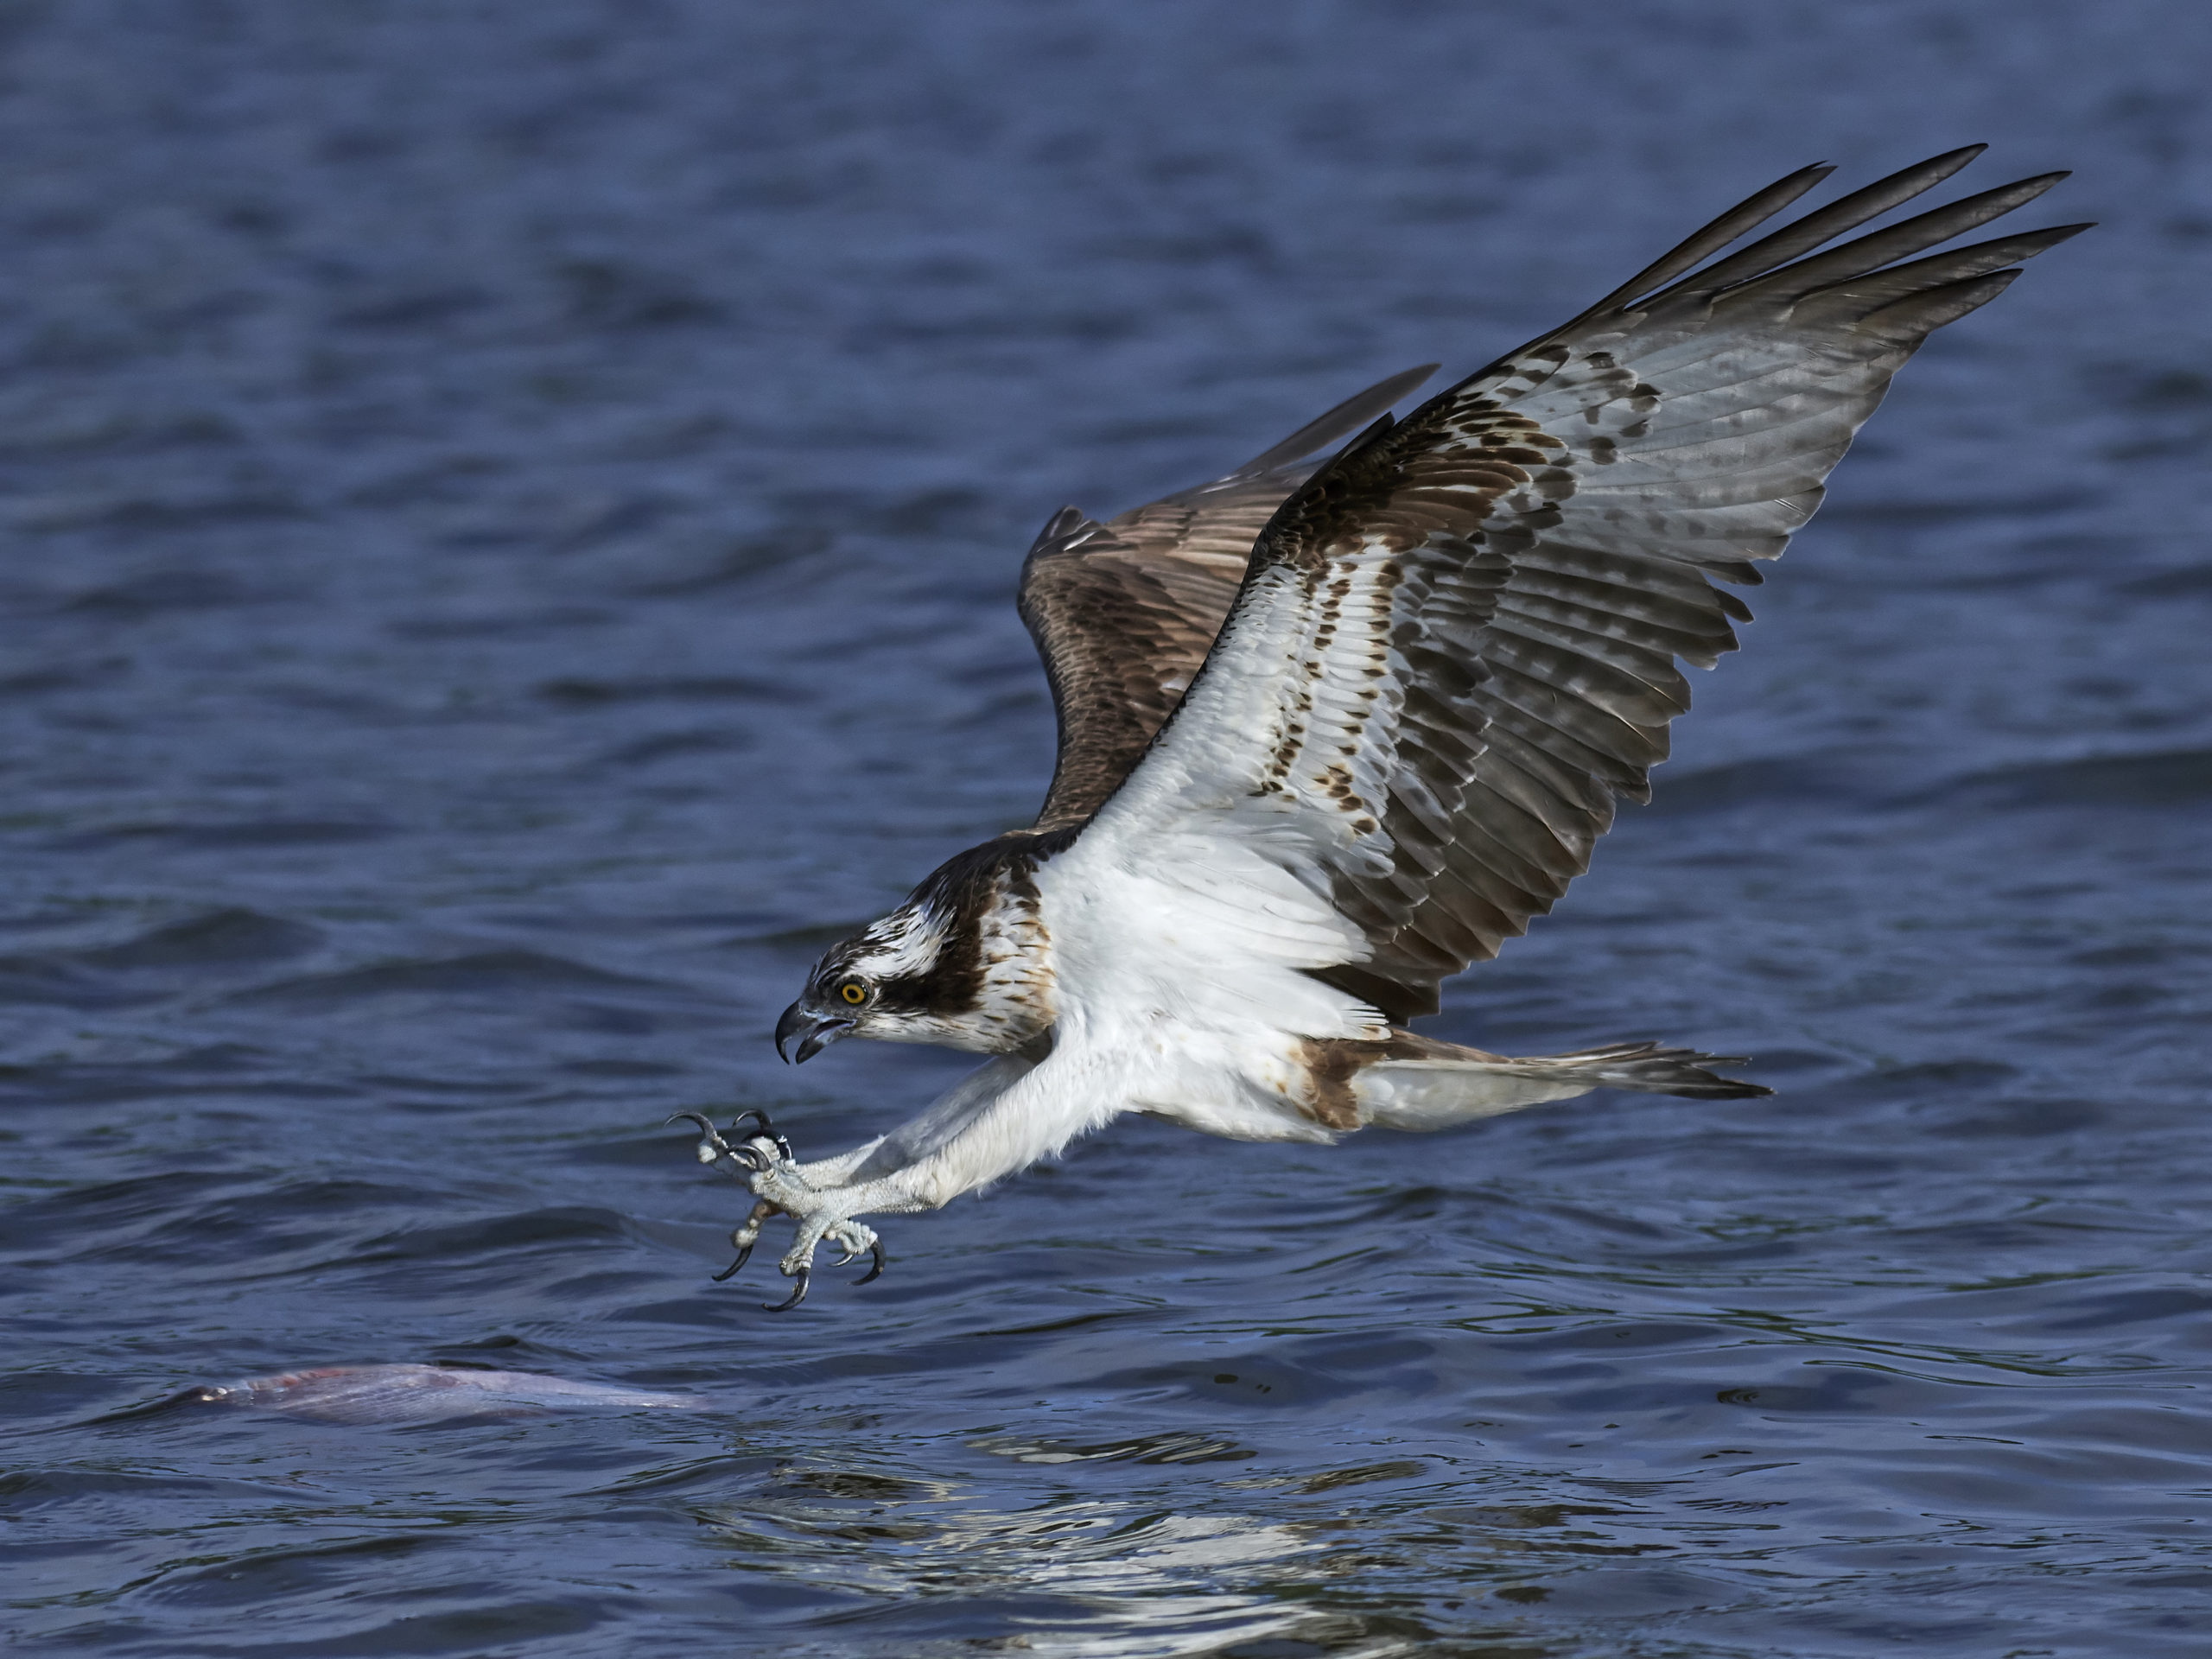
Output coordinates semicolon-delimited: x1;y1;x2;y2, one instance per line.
1228;365;1440;480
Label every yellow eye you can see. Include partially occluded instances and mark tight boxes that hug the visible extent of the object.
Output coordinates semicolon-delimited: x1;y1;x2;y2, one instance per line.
839;982;867;1006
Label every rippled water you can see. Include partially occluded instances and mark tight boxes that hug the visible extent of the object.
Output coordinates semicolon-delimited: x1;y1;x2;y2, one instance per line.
4;4;2209;1655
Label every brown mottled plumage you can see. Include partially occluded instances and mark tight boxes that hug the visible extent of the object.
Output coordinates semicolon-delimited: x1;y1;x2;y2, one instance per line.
1217;153;2084;1021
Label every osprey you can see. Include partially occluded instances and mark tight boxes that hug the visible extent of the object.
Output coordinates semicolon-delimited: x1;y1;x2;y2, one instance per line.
679;147;2082;1310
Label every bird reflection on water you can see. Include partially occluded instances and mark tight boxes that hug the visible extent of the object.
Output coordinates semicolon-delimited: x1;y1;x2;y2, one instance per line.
689;1444;1351;1659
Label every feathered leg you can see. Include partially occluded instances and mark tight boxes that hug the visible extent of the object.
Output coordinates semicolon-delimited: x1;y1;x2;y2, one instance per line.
1352;1035;1770;1131
671;1051;1084;1310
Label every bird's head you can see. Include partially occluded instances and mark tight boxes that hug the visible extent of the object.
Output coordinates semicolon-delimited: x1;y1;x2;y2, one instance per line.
775;900;957;1063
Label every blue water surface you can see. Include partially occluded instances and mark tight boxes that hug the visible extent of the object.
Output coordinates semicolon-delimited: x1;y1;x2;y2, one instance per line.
3;3;2210;1655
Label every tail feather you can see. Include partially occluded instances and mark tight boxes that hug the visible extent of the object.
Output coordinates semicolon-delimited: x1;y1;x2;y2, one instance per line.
1541;1040;1773;1101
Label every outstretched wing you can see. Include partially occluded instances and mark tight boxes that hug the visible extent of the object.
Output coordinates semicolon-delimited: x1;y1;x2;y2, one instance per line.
1018;365;1438;831
1083;148;2087;1022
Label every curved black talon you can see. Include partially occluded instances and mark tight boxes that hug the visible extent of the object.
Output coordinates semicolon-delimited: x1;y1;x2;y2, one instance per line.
669;1110;724;1147
854;1240;887;1287
672;1112;766;1171
711;1242;754;1282
763;1268;810;1313
727;1109;794;1160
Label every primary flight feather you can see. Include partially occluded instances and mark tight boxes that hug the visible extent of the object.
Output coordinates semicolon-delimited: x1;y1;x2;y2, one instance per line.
680;147;2083;1309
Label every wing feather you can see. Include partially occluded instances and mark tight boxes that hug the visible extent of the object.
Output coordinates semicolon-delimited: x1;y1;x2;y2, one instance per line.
1017;365;1438;830
1071;152;2086;1021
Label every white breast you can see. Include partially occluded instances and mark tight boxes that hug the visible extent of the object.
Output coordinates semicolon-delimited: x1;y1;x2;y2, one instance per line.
1027;830;1382;1141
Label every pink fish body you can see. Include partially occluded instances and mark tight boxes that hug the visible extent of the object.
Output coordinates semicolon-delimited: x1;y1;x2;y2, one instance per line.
188;1363;702;1425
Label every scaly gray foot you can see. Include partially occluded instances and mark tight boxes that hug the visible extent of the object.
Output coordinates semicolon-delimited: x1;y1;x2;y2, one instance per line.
671;1111;886;1312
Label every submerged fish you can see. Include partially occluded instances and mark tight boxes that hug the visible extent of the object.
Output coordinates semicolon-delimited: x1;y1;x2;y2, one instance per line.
175;1363;702;1425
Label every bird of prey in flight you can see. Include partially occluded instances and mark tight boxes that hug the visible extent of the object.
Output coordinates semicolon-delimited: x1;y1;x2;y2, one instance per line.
677;147;2081;1310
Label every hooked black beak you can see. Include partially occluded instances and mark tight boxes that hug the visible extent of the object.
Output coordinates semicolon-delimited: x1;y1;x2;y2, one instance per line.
775;1000;854;1065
